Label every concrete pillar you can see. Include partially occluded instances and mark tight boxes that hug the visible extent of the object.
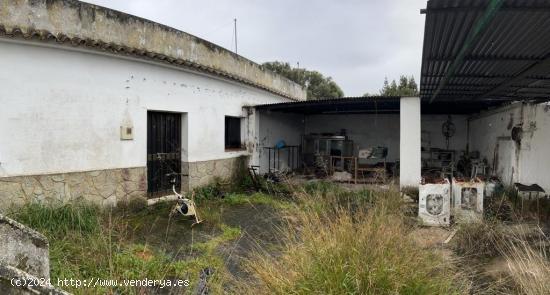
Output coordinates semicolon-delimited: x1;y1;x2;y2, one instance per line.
400;96;421;188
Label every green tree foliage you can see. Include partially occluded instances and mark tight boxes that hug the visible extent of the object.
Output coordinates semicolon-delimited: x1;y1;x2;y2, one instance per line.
365;75;418;96
262;61;344;100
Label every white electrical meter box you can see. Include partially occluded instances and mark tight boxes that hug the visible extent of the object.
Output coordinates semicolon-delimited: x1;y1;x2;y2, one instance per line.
120;109;134;140
120;125;133;140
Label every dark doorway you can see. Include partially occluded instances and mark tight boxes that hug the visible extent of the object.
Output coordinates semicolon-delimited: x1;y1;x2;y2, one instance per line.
147;111;182;197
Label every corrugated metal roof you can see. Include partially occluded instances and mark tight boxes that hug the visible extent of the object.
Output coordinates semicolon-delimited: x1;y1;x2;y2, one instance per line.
420;0;550;103
255;96;507;114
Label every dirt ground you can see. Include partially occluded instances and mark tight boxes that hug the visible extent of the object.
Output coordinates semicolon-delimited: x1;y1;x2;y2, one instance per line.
124;201;284;280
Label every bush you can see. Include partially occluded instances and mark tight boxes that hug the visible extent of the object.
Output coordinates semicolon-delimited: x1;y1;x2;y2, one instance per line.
193;179;226;201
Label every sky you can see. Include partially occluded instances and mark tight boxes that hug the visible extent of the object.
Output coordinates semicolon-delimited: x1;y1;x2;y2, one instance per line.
85;0;427;97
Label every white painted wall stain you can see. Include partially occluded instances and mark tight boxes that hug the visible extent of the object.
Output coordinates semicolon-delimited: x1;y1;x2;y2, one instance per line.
0;41;292;177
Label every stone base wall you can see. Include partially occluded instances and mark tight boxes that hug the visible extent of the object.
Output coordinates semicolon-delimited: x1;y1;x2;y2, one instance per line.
0;157;249;209
186;156;249;189
0;167;146;210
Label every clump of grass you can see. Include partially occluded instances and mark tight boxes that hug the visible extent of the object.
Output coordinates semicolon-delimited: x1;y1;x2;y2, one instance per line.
295;180;399;217
484;194;516;222
452;216;550;295
222;192;292;209
192;224;242;253
491;226;550;295
194;179;226;201
452;221;503;259
241;188;466;294
10;201;101;235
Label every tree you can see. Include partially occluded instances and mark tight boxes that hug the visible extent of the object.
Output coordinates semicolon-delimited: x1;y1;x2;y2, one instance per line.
366;75;418;96
262;61;344;100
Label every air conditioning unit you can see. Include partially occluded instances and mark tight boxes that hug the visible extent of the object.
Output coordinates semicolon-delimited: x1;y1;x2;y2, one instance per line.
419;178;451;226
452;177;484;222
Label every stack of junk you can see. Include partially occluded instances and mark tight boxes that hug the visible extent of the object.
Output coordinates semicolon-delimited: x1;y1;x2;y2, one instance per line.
419;176;487;226
415;136;548;226
418;174;546;226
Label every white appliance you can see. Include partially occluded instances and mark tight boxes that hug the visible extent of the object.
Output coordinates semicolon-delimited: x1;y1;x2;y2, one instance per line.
452;178;484;222
419;178;451;226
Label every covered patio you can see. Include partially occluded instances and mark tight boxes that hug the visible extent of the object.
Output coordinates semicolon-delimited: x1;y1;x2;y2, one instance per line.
250;96;504;188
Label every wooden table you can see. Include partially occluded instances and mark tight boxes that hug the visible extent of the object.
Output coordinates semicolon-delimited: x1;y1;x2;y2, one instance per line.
330;155;387;184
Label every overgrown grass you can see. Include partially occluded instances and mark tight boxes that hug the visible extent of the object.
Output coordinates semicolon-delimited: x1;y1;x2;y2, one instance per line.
221;192;292;209
20;179;544;294
452;217;550;295
9;200;242;294
240;186;466;294
452;221;503;259
495;228;550;295
11;202;101;235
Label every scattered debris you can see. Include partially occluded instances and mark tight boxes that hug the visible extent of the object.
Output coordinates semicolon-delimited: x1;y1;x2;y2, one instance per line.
443;229;458;244
195;267;214;295
331;171;353;182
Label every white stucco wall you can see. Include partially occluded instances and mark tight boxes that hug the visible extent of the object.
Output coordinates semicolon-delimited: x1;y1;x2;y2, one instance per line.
421;115;468;151
304;114;400;161
257;111;304;174
0;40;294;177
469;102;550;192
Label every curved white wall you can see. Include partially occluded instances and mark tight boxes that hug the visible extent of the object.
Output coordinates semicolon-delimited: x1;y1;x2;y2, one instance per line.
0;40;293;177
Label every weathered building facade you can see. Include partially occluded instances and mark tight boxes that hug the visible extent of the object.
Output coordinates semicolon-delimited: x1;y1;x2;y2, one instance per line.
0;0;306;208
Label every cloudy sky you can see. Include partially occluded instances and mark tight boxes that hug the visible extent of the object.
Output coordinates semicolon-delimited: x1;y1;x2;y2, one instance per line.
85;0;427;96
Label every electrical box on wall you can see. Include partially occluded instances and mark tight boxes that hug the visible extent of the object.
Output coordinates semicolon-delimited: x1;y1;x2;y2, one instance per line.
120;108;134;140
120;125;133;140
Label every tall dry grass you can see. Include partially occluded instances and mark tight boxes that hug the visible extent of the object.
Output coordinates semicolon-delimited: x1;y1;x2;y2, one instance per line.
493;226;550;295
240;183;466;294
453;217;550;295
